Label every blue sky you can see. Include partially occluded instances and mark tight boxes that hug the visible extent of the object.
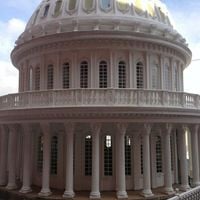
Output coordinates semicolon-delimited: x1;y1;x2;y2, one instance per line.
0;0;200;95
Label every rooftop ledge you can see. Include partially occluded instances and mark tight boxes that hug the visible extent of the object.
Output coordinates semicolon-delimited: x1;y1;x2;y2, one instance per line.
0;89;199;111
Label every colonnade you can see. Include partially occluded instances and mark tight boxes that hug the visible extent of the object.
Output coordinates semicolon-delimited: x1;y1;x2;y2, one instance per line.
0;122;199;199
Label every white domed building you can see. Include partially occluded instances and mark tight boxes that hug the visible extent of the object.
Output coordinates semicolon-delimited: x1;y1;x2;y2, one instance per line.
0;0;199;199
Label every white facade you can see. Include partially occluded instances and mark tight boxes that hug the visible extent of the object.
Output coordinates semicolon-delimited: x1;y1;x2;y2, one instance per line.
0;0;199;199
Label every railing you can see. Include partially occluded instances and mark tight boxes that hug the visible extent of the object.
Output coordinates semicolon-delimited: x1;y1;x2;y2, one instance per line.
168;186;200;200
0;89;199;110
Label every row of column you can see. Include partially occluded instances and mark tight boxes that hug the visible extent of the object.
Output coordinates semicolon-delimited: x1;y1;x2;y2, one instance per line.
0;123;199;199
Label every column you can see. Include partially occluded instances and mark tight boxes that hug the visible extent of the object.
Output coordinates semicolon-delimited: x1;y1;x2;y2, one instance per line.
190;125;200;186
179;126;190;191
39;123;52;196
20;124;32;193
90;123;101;199
116;123;128;199
63;123;75;198
6;125;18;190
142;124;153;197
163;124;174;194
0;125;8;185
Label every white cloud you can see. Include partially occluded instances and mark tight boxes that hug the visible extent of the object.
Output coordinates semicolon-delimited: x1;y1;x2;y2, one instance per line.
0;18;25;96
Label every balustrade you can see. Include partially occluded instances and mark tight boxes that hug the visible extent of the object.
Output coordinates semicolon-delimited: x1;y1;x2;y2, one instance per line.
168;186;200;200
0;89;199;110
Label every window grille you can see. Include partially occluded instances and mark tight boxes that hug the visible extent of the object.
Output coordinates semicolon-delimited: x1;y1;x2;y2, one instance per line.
85;135;92;176
99;61;108;88
104;135;112;176
37;135;43;172
156;136;162;173
63;63;70;89
80;61;88;88
118;61;126;88
140;140;143;174
35;66;40;90
47;64;54;89
136;62;144;88
125;136;131;176
50;136;58;175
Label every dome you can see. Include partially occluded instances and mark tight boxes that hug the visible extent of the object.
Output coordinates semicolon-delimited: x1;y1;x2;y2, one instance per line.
16;0;186;46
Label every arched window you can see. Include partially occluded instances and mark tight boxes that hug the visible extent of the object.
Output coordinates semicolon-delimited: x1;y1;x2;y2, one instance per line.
63;63;70;89
104;135;112;176
35;66;40;90
125;136;131;176
164;63;171;90
99;61;108;88
47;64;54;89
136;62;144;88
80;61;88;88
51;136;58;175
152;63;160;89
84;0;94;10
37;135;43;172
43;4;50;17
85;135;92;176
101;0;111;10
156;136;162;173
118;61;126;88
54;0;62;16
68;0;77;10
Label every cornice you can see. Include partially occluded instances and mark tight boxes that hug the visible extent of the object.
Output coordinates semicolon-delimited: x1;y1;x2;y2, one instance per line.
11;34;190;67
